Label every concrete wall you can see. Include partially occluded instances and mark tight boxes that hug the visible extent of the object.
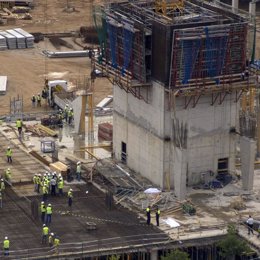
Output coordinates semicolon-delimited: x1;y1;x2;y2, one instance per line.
113;81;239;197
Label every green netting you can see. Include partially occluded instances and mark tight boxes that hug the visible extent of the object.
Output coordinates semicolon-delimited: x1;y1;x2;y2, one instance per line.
93;6;107;60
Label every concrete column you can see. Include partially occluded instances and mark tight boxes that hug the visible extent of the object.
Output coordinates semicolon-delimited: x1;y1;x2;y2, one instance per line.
249;1;256;17
173;147;187;200
150;250;157;260
240;136;256;191
232;0;238;13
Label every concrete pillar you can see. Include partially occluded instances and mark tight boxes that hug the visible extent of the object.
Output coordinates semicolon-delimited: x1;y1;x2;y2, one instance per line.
249;1;256;17
150;250;158;260
232;0;238;13
240;136;256;191
173;147;187;200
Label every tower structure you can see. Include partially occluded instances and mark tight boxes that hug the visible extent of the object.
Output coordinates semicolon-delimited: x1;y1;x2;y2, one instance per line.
94;0;256;198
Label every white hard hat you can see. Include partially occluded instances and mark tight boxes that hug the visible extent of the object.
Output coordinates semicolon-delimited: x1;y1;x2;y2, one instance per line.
70;108;73;110
48;204;51;206
5;237;8;240
43;224;46;227
7;168;10;171
41;201;44;204
70;188;73;191
65;104;68;107
1;179;3;181
51;233;54;236
7;146;10;149
77;161;81;165
45;171;49;174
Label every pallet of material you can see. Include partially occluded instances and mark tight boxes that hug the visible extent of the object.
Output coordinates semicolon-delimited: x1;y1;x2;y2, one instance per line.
0;76;7;95
0;30;16;49
6;28;26;48
49;161;68;177
14;27;34;48
0;35;7;50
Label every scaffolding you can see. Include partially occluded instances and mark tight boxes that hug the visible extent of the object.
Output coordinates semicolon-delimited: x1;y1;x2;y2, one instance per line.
93;0;256;105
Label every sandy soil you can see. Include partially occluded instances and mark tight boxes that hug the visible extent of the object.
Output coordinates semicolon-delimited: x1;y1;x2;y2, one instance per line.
0;0;112;116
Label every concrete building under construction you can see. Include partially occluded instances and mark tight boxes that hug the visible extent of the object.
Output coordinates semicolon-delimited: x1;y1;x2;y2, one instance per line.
94;0;256;199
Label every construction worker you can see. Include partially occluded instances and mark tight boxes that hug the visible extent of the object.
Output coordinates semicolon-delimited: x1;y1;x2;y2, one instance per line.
42;184;48;202
0;179;5;193
40;201;46;223
58;176;64;196
37;93;42;107
6;147;12;164
68;188;73;207
4;168;11;184
76;161;81;182
42;224;49;244
16;118;23;139
156;206;160;226
36;174;41;193
31;95;36;107
64;104;69;123
0;192;2;208
146;205;151;225
46;204;52;224
3;236;9;256
58;109;63;128
50;176;57;196
48;233;54;247
54;235;60;253
33;174;37;192
247;215;254;235
68;108;74;125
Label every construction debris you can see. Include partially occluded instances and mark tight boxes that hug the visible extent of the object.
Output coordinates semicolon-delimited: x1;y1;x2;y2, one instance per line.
229;197;246;210
98;122;113;141
25;124;57;137
42;50;90;58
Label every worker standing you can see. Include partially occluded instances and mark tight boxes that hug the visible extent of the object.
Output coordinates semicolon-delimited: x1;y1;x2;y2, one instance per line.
40;201;46;223
6;147;12;164
31;95;36;107
33;174;37;192
3;236;9;256
4;168;11;184
146;205;151;225
42;224;49;244
156;206;160;226
68;188;73;207
37;93;42;107
16;118;23;139
50;177;57;196
0;179;5;193
46;204;52;224
48;233;54;247
68;108;74;125
57;176;64;196
76;161;81;182
42;184;48;202
247;215;254;235
64;104;69;123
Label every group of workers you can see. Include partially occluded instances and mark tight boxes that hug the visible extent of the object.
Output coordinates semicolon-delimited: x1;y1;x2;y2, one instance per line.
42;225;60;248
58;104;74;125
146;205;161;226
31;89;48;108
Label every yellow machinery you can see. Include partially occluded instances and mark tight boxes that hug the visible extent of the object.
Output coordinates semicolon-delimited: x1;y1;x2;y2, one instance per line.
155;0;184;16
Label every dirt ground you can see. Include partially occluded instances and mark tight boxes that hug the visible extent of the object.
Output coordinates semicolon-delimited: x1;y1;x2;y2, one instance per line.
0;0;112;116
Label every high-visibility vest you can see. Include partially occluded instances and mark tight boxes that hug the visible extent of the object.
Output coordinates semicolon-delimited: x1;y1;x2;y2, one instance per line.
43;186;48;195
16;120;22;128
37;95;41;101
58;180;64;189
41;204;46;213
33;176;37;184
43;226;49;235
6;149;12;156
54;238;60;246
156;209;160;215
48;235;53;244
3;239;9;249
76;165;81;173
146;207;150;213
5;170;11;179
68;191;73;198
46;206;52;214
0;181;5;191
68;110;73;117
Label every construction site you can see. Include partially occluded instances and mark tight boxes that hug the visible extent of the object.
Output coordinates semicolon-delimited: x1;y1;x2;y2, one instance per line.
2;0;260;259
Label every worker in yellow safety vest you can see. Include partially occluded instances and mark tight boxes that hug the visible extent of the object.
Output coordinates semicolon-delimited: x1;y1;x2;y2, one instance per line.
54;236;60;253
46;204;52;224
68;188;73;207
42;224;49;244
146;205;151;225
156;206;160;226
3;236;9;256
6;147;12;164
0;179;5;193
40;201;46;223
4;168;11;183
76;161;81;182
58;176;64;196
16;118;23;138
68;108;73;125
48;233;54;247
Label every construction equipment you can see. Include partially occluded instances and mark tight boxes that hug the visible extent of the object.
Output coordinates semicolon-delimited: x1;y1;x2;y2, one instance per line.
155;0;184;16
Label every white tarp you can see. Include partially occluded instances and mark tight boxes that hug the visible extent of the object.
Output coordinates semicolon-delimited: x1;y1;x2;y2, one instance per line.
163;217;180;228
144;188;161;194
0;76;7;95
